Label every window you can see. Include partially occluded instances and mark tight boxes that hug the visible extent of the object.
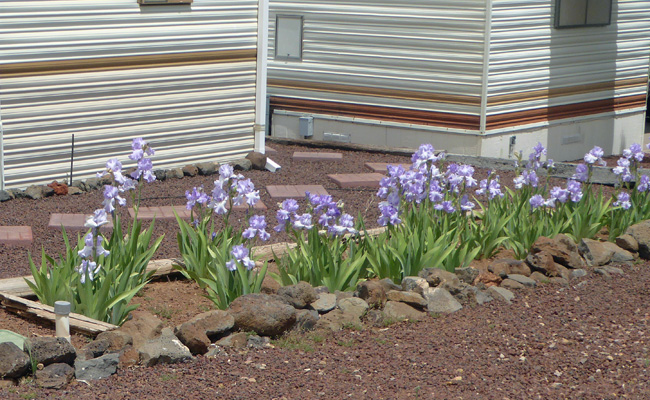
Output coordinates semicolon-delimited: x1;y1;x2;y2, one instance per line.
555;0;612;28
275;15;303;61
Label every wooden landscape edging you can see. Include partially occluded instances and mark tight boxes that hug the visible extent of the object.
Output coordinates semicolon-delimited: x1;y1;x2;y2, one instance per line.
0;292;118;336
0;227;385;334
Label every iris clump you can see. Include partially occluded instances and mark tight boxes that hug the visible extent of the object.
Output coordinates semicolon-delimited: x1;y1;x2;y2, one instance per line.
272;192;366;292
28;138;163;325
175;164;268;309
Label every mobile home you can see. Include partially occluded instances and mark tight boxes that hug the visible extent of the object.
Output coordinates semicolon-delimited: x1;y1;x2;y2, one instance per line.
0;0;268;189
268;0;650;161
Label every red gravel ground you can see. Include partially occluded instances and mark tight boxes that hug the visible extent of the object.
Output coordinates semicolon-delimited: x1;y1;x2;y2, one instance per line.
1;141;647;398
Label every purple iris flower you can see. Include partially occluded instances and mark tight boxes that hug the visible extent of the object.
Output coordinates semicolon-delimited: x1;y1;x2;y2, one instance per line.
529;194;545;209
614;192;631;210
434;201;455;214
584;146;606;166
638;175;650;192
572;163;589;182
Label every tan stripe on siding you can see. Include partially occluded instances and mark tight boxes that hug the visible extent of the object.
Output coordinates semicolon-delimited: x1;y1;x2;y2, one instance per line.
268;79;482;107
487;78;648;106
1;49;257;78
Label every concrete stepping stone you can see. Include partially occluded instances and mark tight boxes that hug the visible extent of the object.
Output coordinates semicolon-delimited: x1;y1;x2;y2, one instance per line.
49;214;113;231
365;162;404;173
265;146;278;156
327;173;385;189
0;226;33;247
292;152;343;162
266;185;329;199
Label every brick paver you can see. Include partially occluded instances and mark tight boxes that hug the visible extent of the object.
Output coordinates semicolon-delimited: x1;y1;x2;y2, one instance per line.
48;214;114;231
266;185;329;199
129;201;268;220
0;226;33;247
265;146;278;156
328;173;385;189
292;152;343;162
365;162;404;173
128;206;191;220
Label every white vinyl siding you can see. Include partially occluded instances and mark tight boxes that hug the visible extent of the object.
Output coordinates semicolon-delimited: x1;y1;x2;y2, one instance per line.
0;0;259;189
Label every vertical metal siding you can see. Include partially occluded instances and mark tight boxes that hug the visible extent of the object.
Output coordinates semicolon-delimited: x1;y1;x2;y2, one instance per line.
487;0;650;115
268;0;487;116
0;0;259;189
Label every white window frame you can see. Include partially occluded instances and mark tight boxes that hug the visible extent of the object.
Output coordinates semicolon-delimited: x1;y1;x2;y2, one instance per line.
555;0;612;28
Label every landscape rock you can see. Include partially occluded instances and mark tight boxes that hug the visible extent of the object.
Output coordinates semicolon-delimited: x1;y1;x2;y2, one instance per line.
530;271;550;283
423;287;463;314
314;309;361;331
337;298;369;319
139;328;193;367
24;185;54;200
488;259;531;278
196;162;217;176
7;188;25;199
526;251;569;279
153;169;167;181
35;363;74;389
0;190;11;202
229;293;297;336
70;180;86;191
67;186;83;195
24;337;76;367
215;332;247;349
570;269;588;279
579;238;615;266
549;277;569;286
625;220;650;259
118;311;164;350
507;274;537;288
473;271;502;287
615;234;638;253
174;310;235;355
454;266;480;284
365;310;387;327
334;290;353;303
531;235;585;269
47;181;68;196
418;268;461;288
245;152;267;170
278;282;318;309
182;164;199;177
95;330;133;353
377;278;402;292
232;158;252;171
118;345;139;369
401;276;429;295
310;293;337;313
487;286;515;304
0;342;30;378
74;353;119;381
386;290;428;309
165;168;184;180
247;335;271;349
294;309;319;331
601;241;635;263
500;279;525;290
77;339;110;361
382;301;427;322
84;177;106;191
356;280;387;308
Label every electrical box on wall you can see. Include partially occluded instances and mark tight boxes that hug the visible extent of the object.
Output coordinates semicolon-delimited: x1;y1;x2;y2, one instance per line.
299;116;314;138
